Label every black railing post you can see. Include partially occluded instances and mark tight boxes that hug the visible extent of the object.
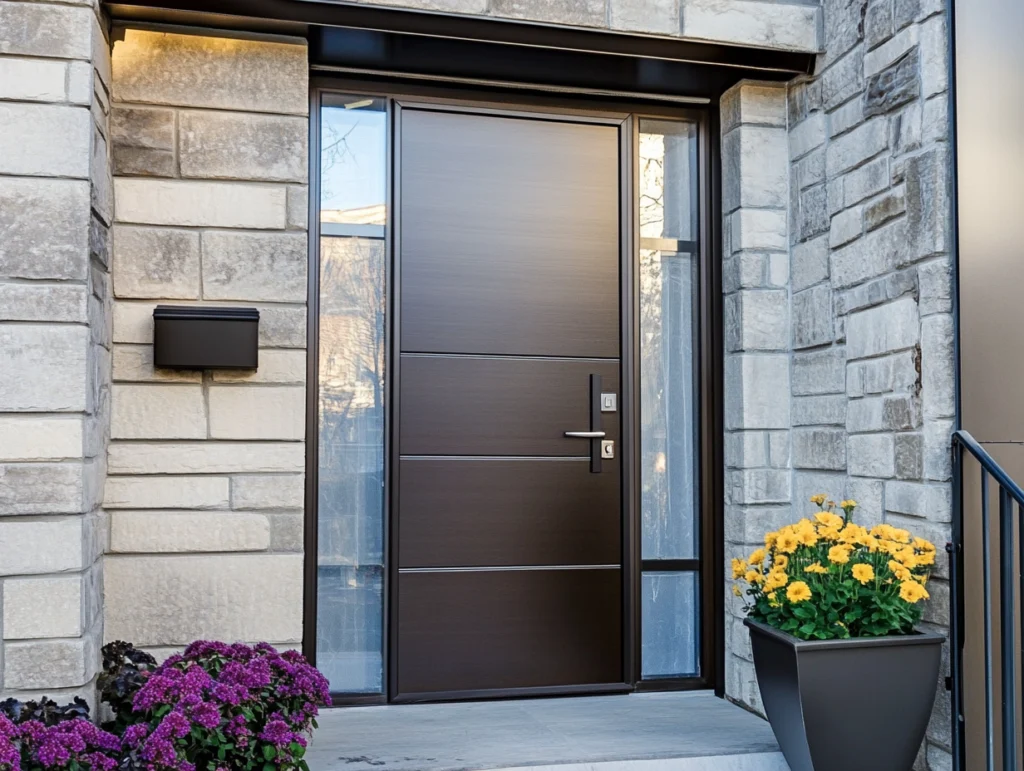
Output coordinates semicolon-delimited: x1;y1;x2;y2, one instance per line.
983;467;995;771
1000;488;1018;770
951;436;965;770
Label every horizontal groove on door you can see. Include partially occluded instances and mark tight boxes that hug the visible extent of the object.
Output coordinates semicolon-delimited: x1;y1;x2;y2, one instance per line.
397;569;623;695
399;455;591;461
399;355;620;456
399;457;620;567
402;352;621;362
398;565;622;573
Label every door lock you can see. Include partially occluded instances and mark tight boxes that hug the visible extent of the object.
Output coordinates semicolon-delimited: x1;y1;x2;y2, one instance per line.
601;440;615;459
601;393;617;412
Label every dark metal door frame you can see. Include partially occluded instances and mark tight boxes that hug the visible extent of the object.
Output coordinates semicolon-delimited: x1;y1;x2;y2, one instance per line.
304;78;722;705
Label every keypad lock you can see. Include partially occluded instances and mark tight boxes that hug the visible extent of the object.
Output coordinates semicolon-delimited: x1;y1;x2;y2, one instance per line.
601;440;615;459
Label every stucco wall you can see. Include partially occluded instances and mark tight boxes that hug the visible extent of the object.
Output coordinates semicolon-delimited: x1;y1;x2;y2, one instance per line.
102;29;310;654
0;0;111;701
722;0;955;767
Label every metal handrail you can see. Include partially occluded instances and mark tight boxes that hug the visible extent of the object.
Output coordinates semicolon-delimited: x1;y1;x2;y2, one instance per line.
951;429;1024;771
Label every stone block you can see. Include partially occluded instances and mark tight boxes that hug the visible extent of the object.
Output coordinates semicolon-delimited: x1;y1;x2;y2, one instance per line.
847;350;919;397
828;98;865;140
104;554;303;645
211;350;306;384
0;518;84;574
110;511;270;553
848;478;885;527
179;111;307;183
201;231;307;303
829;205;863;249
865;0;894;49
793;148;825;192
864;186;906;231
0;57;66;101
0;284;87;323
67;61;92;105
111;384;207;440
864;24;919;76
112;301;156;344
0;417;82;462
492;0;605;25
730;208;787;253
792;348;846;396
792;284;834;349
788;78;822;126
0;325;88;412
112;29;308;115
4;639;94;690
921;314;955;419
768;431;790;468
208;386;305;440
793;428;847;471
114;179;287;229
924;418;953;482
112;344;202;383
110;106;176;177
0;2;92;60
681;0;820;53
3;576;82;640
724;354;791;429
847;397;884;433
884;480;951;521
725;431;768;469
846;296;920;360
258;306;307;348
826;117;889;177
1;176;90;280
922;93;949;144
793;395;847;427
843;156;890;208
849;433;896;478
609;0;679;35
104;476;230;510
0;463;83;516
865;48;920;117
831;218;907;289
919;15;948;98
883;394;922;430
727;469;791;505
822;0;868;65
721;81;788;134
905;147;949;261
789;112;826;161
286;185;309;231
0;103;90;178
231;474;305;510
725;290;788;352
723;126;788;212
113;225;201;299
91;123;113;226
798;185;829;241
269;512;304;552
793;470;849;513
724;506;794;545
822;45;865;111
791;235;829;292
107;442;304;475
895;433;924;480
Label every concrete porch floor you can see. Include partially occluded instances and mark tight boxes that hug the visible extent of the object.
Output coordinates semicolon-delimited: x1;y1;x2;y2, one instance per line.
305;692;789;771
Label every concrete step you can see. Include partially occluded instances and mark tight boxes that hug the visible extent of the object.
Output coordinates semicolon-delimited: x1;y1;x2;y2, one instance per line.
495;753;790;771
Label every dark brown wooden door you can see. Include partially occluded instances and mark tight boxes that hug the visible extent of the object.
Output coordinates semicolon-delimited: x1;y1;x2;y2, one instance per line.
395;106;623;699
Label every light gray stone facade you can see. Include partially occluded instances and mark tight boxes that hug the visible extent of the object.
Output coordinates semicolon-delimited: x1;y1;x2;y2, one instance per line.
0;0;112;701
102;28;310;653
723;0;955;767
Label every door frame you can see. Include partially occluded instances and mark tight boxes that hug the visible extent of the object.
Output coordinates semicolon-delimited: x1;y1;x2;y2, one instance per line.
304;77;722;705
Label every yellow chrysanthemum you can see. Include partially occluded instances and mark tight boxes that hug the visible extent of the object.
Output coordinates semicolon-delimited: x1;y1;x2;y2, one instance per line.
798;529;819;547
773;554;789;570
899;580;930;604
914;537;937;553
871;524;894;540
733;584;742;597
731;558;748;580
804;561;829;574
828;544;852;564
749;548;766;566
891;528;911;544
767;591;778;605
814;511;844;529
810;494;828;506
840;499;857;511
777;533;800;554
765;531;778;549
917;549;935;567
851;563;875;585
745;570;764;585
888;559;911;581
787;581;812;603
764;569;789;591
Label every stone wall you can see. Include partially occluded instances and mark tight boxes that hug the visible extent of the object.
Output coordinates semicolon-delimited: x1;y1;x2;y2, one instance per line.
0;1;112;700
723;0;955;768
346;0;822;51
103;28;309;653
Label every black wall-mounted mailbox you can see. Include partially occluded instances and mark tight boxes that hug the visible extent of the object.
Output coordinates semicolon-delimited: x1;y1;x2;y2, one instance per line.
153;306;260;370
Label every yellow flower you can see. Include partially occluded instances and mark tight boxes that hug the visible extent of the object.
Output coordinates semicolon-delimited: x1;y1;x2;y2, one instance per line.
914;537;937;553
733;584;742;597
899;580;930;604
749;548;766;566
810;494;828;506
731;558;748;580
764;569;789;591
917;549;935;567
804;562;829;574
828;544;852;564
773;554;789;570
817;525;842;541
840;499;857;511
839;523;865;544
897;547;920;570
745;570;764;585
851;563;875;585
889;560;911;581
777;533;800;554
767;591;778;604
787;581;812;603
798;529;819;547
814;511;844;530
765;531;778;549
891;528;911;544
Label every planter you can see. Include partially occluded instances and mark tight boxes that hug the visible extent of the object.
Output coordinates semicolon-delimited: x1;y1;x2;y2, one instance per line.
745;618;944;771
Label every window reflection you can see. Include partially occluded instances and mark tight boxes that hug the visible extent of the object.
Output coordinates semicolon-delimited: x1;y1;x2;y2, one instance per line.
642;572;700;678
316;95;387;695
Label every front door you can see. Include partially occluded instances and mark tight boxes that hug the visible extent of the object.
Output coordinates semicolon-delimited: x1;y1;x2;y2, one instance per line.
394;105;625;699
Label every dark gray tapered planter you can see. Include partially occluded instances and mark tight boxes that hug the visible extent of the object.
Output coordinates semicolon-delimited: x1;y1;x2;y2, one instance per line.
746;618;944;771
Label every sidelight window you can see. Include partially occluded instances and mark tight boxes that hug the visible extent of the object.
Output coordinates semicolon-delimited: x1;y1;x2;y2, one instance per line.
638;118;702;680
315;95;388;695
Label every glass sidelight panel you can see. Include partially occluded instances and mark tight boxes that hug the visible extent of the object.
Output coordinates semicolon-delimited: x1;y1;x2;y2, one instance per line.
638;118;701;680
316;95;387;694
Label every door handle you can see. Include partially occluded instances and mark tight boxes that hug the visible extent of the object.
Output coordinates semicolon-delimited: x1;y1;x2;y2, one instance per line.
564;431;607;439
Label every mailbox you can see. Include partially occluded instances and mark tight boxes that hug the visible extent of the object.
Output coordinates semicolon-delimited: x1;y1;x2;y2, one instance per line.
152;306;260;370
